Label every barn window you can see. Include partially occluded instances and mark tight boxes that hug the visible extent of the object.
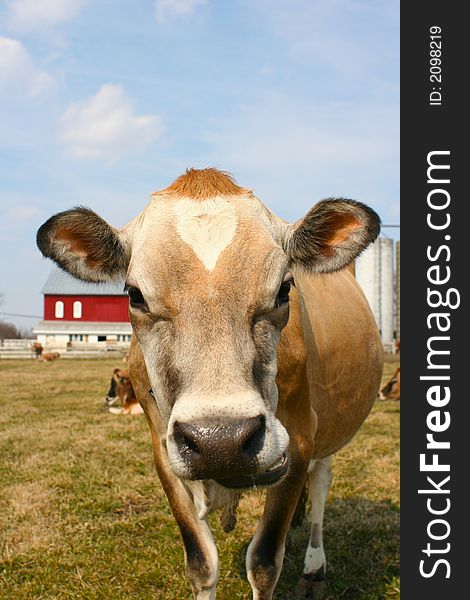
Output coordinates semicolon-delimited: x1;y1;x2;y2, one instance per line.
73;301;82;319
55;301;64;319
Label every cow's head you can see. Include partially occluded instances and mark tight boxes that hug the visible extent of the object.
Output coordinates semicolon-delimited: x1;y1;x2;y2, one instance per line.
379;367;400;400
37;169;380;488
113;368;133;395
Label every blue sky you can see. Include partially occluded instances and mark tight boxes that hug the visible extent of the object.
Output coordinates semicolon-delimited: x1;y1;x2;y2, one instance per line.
0;0;399;330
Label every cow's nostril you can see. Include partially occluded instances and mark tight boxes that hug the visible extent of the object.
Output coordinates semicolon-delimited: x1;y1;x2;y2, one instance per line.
173;421;202;456
181;434;200;454
241;415;265;459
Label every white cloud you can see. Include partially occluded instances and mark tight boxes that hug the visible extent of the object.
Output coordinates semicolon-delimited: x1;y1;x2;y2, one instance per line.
155;0;207;23
59;84;164;161
0;37;55;96
5;0;86;32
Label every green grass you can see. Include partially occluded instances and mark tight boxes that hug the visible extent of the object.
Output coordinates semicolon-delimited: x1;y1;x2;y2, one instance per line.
0;358;399;599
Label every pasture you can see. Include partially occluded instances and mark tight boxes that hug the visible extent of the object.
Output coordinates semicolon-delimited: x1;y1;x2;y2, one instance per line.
0;357;399;599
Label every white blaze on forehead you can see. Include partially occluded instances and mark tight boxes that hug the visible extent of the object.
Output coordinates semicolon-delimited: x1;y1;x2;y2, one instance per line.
172;196;238;271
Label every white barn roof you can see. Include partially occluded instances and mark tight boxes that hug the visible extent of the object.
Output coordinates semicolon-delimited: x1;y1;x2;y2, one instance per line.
42;269;126;296
33;320;132;335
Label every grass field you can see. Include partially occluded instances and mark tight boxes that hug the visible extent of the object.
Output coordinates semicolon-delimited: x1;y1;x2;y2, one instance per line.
0;357;399;599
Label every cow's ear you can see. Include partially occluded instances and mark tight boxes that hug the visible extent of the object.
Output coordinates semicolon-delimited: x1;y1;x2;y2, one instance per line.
37;207;130;282
285;198;380;273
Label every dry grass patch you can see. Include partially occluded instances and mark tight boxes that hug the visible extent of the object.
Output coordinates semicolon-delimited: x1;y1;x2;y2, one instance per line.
1;481;58;558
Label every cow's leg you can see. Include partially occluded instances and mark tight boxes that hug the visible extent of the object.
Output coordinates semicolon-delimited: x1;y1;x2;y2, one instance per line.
246;453;311;600
295;455;332;600
153;431;219;598
129;341;218;598
157;449;219;598
178;511;219;600
148;419;219;598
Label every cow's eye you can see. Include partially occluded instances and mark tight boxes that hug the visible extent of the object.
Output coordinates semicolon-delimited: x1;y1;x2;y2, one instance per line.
126;286;146;308
276;274;293;307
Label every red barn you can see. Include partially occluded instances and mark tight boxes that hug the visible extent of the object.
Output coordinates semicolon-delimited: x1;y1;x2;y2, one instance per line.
33;269;131;350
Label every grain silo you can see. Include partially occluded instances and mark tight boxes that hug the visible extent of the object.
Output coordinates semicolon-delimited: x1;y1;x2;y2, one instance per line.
395;240;400;342
355;237;395;347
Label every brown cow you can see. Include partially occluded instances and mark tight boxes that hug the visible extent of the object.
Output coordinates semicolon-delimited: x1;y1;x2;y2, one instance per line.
37;168;383;599
379;367;400;400
39;351;60;362
31;341;43;358
106;368;143;415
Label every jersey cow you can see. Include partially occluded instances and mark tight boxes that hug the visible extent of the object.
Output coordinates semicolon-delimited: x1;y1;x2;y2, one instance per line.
37;168;383;599
379;367;400;401
106;368;144;415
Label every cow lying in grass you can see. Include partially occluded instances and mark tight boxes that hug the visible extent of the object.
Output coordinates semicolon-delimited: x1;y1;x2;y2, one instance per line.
106;368;143;415
37;168;382;599
379;367;400;401
31;341;43;358
39;352;60;362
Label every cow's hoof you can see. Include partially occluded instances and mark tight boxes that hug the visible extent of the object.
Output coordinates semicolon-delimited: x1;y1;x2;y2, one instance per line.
295;572;328;600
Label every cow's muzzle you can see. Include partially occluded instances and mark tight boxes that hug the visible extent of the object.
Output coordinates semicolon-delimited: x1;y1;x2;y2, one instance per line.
215;451;289;489
173;415;270;481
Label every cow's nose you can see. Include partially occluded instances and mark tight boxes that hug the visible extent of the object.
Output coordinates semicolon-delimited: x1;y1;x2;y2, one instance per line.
173;415;265;478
